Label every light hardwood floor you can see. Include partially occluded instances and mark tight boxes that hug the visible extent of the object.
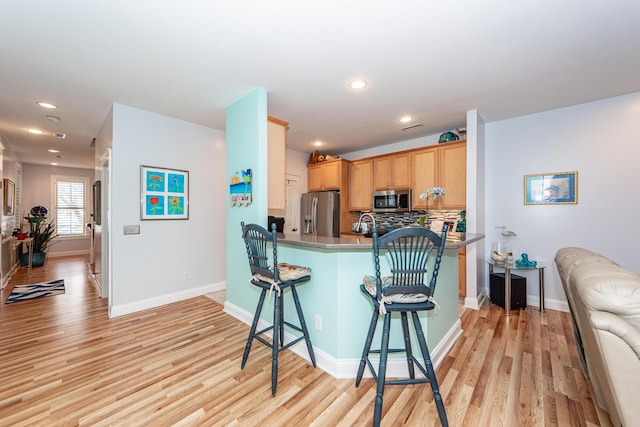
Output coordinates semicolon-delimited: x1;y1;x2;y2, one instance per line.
0;255;612;426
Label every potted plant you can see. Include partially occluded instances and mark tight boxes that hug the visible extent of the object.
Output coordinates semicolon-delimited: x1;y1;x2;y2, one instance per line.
21;214;57;267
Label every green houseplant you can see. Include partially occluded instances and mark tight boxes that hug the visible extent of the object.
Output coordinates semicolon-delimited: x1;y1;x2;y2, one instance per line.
22;215;57;267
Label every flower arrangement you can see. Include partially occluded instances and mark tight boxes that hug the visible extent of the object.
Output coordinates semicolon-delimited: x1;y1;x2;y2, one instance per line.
419;187;446;201
418;187;446;227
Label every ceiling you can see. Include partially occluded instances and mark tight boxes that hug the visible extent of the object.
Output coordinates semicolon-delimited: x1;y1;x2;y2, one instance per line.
1;1;639;169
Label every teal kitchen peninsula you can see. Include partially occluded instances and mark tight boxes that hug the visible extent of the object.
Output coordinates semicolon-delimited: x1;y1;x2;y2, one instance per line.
235;231;484;379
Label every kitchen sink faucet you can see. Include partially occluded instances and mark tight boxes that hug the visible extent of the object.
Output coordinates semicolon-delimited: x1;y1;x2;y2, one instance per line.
355;213;376;234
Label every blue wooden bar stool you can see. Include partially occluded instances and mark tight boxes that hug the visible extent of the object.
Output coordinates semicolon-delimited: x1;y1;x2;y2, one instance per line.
240;222;316;396
355;225;449;427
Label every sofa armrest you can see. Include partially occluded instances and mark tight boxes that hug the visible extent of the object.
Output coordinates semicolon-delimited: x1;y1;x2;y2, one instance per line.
590;311;640;359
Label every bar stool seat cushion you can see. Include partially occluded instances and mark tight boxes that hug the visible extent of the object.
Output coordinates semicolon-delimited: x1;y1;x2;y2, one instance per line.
253;263;311;286
362;275;428;303
278;263;312;281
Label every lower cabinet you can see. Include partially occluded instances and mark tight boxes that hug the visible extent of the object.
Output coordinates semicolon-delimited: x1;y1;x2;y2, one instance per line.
458;246;466;299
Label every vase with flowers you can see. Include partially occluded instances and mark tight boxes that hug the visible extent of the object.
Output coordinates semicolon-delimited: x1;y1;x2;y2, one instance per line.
418;187;446;227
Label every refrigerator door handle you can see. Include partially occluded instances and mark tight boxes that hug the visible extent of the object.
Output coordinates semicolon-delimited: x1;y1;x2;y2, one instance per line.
312;196;318;236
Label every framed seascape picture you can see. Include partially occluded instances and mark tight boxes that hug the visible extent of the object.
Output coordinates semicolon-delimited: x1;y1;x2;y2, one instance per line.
524;171;578;205
3;178;15;215
141;165;189;220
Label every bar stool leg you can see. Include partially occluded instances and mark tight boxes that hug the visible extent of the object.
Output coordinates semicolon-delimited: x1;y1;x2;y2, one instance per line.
279;292;285;348
291;285;317;367
271;291;281;396
356;308;379;386
411;311;448;426
373;313;392;427
401;312;415;379
242;289;267;369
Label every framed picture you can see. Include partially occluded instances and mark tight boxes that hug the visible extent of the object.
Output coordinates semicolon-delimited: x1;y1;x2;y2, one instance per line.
93;180;101;225
524;171;578;205
141;165;189;220
443;219;458;233
3;178;15;215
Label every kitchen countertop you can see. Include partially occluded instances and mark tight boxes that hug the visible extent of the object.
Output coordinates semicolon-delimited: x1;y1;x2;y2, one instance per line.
277;231;484;250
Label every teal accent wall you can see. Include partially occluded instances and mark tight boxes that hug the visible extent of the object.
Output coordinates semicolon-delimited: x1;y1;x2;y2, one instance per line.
277;244;460;359
225;88;268;313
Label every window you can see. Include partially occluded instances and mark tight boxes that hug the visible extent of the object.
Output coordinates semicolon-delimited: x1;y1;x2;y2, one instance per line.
54;177;88;236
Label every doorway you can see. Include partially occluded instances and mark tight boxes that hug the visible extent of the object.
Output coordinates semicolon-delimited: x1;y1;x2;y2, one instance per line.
284;174;300;233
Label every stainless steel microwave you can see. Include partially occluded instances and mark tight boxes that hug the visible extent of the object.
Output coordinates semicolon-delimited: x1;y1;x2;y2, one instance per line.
372;189;412;213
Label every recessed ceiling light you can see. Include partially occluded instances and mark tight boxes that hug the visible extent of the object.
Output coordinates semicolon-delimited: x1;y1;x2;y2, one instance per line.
349;80;367;90
48;149;60;153
46;115;61;123
313;140;324;147
37;102;57;109
27;128;44;134
50;162;58;166
399;116;413;123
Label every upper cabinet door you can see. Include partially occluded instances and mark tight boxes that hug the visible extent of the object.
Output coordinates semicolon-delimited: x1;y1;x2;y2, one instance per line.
438;142;466;209
390;153;410;189
322;161;341;190
308;164;324;191
410;147;437;210
349;159;373;211
267;117;288;210
373;153;410;190
307;158;343;191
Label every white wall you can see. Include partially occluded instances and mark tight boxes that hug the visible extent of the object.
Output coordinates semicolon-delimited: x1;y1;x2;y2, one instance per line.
108;104;227;315
485;91;640;310
341;133;441;160
286;148;309;191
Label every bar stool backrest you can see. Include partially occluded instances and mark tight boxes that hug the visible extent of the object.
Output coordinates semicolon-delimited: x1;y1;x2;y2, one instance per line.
372;225;448;301
241;222;280;282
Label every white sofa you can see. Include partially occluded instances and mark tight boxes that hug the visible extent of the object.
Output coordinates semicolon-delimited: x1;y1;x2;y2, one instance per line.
555;247;640;427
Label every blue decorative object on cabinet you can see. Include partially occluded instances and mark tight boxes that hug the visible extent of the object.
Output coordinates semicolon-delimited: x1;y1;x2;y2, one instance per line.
439;131;459;143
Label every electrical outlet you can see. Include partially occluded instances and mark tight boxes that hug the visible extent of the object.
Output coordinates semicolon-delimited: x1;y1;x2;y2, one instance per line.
183;271;191;281
314;315;322;332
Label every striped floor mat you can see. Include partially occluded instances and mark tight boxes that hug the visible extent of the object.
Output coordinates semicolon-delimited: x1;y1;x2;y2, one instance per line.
4;279;65;304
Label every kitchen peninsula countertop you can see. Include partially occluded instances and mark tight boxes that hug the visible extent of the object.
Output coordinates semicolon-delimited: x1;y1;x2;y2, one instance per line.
278;231;484;250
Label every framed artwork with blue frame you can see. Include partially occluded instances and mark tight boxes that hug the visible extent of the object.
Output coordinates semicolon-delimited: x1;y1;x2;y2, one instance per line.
524;171;578;205
141;165;189;220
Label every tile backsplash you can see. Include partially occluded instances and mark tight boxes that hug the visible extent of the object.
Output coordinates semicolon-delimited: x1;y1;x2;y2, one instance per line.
355;210;465;231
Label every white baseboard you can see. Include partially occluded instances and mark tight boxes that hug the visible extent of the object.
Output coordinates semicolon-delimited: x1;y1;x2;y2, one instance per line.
527;295;569;313
224;300;463;379
109;280;226;318
1;262;20;289
88;272;102;297
464;287;488;310
470;287;570;313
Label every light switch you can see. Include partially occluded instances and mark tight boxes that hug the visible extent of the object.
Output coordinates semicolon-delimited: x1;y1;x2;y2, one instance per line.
123;225;140;235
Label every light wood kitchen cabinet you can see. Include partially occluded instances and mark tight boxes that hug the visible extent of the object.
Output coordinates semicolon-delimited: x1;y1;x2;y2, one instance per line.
410;140;466;210
458;246;466;298
438;141;466;209
349;159;373;211
307;158;355;233
373;153;411;190
308;158;343;191
267;116;288;210
410;147;438;210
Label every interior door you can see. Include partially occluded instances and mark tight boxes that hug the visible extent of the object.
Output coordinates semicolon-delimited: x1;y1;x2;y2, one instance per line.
284;174;300;233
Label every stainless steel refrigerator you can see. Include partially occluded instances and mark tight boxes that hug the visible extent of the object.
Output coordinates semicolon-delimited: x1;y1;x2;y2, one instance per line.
300;191;340;237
